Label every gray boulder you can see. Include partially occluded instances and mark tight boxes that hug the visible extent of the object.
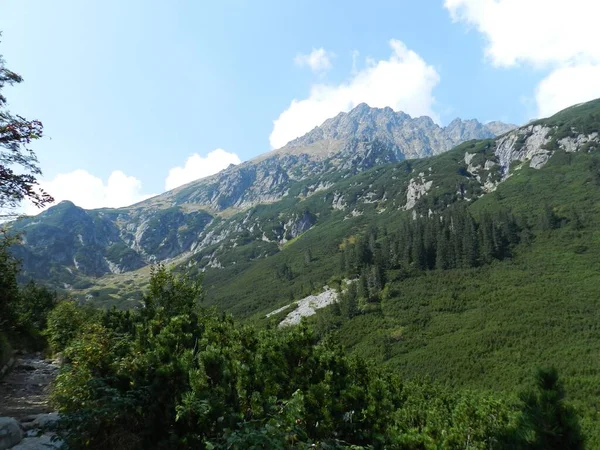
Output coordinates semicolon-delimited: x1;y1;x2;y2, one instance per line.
31;413;59;430
11;434;62;449
0;417;23;450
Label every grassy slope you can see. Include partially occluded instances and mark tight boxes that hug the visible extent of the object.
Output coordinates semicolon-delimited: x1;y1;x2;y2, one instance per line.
202;134;600;443
304;149;600;443
51;98;600;444
202;139;496;316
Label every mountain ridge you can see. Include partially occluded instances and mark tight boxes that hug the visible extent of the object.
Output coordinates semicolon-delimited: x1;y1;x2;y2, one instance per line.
140;104;515;213
27;100;600;300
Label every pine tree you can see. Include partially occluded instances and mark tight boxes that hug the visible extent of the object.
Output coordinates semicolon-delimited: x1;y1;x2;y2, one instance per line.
343;282;359;318
304;248;312;265
517;368;584;450
461;213;478;268
435;228;451;270
479;212;494;265
358;270;369;300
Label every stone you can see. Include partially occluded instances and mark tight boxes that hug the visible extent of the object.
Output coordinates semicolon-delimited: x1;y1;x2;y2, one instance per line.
31;412;59;429
0;417;23;450
10;434;63;450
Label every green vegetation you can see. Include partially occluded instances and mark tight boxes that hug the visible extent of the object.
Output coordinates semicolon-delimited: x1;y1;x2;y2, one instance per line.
2;34;600;447
45;266;584;449
0;232;57;361
190;127;600;444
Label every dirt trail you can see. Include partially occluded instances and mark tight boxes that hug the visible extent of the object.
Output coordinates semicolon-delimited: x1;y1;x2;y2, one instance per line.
0;353;59;420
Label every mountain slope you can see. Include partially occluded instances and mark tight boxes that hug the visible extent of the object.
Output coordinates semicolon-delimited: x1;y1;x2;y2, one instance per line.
8;98;600;445
158;104;512;213
197;98;600;317
9;105;513;288
194;98;600;445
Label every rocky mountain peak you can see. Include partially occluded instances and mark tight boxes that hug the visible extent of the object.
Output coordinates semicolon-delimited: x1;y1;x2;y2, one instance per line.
283;104;514;154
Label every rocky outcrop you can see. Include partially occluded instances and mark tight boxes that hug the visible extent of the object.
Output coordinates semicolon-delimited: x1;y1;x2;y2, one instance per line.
495;125;553;173
495;126;600;176
281;211;316;243
558;132;599;153
287;103;509;159
404;174;433;210
268;288;339;327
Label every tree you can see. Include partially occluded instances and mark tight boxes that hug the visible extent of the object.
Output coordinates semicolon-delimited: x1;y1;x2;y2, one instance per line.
517;368;584;450
0;34;53;217
342;282;359;318
0;230;19;331
304;248;312;265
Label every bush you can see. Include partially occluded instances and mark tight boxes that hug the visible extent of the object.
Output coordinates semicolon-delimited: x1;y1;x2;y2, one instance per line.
0;332;12;368
45;300;95;353
48;266;584;449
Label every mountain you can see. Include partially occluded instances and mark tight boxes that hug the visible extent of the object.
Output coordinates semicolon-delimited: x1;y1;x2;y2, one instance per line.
9;98;600;443
150;104;513;213
10;97;598;305
9;105;514;290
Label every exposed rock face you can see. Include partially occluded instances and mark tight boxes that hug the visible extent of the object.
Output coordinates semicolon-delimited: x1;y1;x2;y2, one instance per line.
558;132;599;153
495;125;553;173
268;288;339;327
287;104;507;159
10;202;213;282
494;126;600;175
404;174;433;210
282;211;316;243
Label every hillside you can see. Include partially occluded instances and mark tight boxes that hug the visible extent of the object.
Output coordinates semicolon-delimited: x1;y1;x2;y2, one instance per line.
9;105;512;291
8;98;600;444
193;98;600;442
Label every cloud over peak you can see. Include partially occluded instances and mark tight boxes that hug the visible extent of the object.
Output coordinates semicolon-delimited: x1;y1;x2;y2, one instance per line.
270;39;440;149
20;148;241;216
21;169;153;215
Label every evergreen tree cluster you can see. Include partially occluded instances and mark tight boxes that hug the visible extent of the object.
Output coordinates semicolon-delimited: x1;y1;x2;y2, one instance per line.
339;206;521;303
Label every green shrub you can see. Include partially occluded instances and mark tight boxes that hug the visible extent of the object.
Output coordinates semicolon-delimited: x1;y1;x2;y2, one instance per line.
45;300;94;352
48;266;584;449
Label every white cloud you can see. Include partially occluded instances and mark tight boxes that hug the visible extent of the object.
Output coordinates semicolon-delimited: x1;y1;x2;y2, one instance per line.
294;48;334;73
271;39;440;149
22;169;153;215
165;148;241;191
536;64;600;118
445;0;600;117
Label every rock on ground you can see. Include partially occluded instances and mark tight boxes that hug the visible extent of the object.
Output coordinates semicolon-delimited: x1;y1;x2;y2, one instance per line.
0;417;23;450
278;288;338;327
10;434;62;450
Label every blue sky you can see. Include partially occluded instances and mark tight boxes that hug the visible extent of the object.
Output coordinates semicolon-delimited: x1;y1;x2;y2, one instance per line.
1;0;599;212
